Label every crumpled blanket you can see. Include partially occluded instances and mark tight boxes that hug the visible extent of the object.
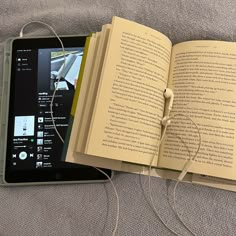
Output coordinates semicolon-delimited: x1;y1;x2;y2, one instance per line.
1;0;236;235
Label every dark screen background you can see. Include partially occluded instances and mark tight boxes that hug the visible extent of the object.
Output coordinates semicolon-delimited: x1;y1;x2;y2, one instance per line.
4;37;111;183
9;47;83;170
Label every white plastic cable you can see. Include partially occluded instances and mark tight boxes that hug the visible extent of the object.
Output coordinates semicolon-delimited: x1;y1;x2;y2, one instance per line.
148;124;183;236
94;167;119;236
20;21;65;143
19;21;119;236
148;113;201;236
19;21;204;236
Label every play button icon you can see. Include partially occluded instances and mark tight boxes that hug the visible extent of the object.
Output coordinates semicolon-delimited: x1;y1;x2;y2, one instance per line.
19;151;27;160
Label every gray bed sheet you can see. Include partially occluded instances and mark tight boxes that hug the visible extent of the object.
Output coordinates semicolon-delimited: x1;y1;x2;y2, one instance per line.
1;0;236;235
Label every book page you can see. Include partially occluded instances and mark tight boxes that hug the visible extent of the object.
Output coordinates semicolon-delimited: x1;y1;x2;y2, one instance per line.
76;25;111;152
158;40;236;180
64;35;94;163
85;17;172;165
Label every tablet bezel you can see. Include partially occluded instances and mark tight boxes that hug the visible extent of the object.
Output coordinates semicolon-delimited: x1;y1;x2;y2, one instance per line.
3;36;112;184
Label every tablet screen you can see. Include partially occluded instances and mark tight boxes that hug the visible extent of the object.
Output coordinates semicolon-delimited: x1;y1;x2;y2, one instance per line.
5;36;111;183
12;47;81;170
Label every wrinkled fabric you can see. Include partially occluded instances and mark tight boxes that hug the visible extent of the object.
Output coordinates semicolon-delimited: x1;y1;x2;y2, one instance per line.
1;0;236;235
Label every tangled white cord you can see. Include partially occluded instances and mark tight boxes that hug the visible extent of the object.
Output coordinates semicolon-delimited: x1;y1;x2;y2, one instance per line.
19;21;119;236
148;113;201;236
19;21;203;236
20;21;65;143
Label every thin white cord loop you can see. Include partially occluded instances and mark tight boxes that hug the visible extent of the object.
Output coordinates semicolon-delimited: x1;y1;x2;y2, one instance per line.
20;21;66;143
19;22;203;236
167;113;202;162
94;167;119;236
148;125;182;236
19;21;119;236
148;124;182;236
148;113;201;236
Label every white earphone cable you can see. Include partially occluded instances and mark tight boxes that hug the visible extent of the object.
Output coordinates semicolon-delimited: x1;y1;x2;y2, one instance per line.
170;114;201;236
148;124;183;236
148;112;201;236
19;22;204;236
20;21;66;143
19;21;119;236
94;167;119;236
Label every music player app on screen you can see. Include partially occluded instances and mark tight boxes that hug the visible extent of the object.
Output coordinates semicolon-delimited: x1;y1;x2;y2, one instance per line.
10;47;83;170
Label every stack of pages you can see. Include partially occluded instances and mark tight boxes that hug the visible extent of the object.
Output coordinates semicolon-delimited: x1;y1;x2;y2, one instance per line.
63;16;236;192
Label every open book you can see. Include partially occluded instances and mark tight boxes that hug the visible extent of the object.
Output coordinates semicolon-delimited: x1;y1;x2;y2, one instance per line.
64;16;236;184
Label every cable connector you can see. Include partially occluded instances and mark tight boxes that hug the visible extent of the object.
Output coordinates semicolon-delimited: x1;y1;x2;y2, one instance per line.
178;160;193;181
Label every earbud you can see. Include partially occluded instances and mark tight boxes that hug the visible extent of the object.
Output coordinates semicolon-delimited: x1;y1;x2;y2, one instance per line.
162;88;174;127
163;88;174;112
